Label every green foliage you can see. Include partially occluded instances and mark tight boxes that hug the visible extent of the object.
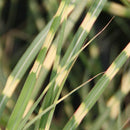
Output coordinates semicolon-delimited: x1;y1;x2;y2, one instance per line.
0;0;130;129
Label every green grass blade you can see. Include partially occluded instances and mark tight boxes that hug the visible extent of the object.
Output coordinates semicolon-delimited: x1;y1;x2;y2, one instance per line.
6;0;71;129
7;72;36;130
63;42;130;130
0;19;52;118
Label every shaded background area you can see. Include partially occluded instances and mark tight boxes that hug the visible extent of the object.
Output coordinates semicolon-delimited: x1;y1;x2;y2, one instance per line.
0;0;130;129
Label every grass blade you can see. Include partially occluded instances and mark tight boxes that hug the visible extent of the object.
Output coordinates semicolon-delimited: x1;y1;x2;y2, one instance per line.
38;0;107;129
6;0;71;129
22;72;104;129
0;19;52;118
63;42;130;129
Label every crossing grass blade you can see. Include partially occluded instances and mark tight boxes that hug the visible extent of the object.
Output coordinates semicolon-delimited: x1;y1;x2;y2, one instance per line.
22;41;130;129
22;0;82;119
23;17;67;119
5;0;71;129
0;0;129;129
36;21;67;130
19;14;113;129
19;14;111;129
22;72;104;130
63;42;130;129
37;0;107;129
23;0;89;119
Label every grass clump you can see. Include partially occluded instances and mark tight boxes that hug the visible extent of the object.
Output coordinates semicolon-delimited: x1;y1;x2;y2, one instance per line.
0;0;130;129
